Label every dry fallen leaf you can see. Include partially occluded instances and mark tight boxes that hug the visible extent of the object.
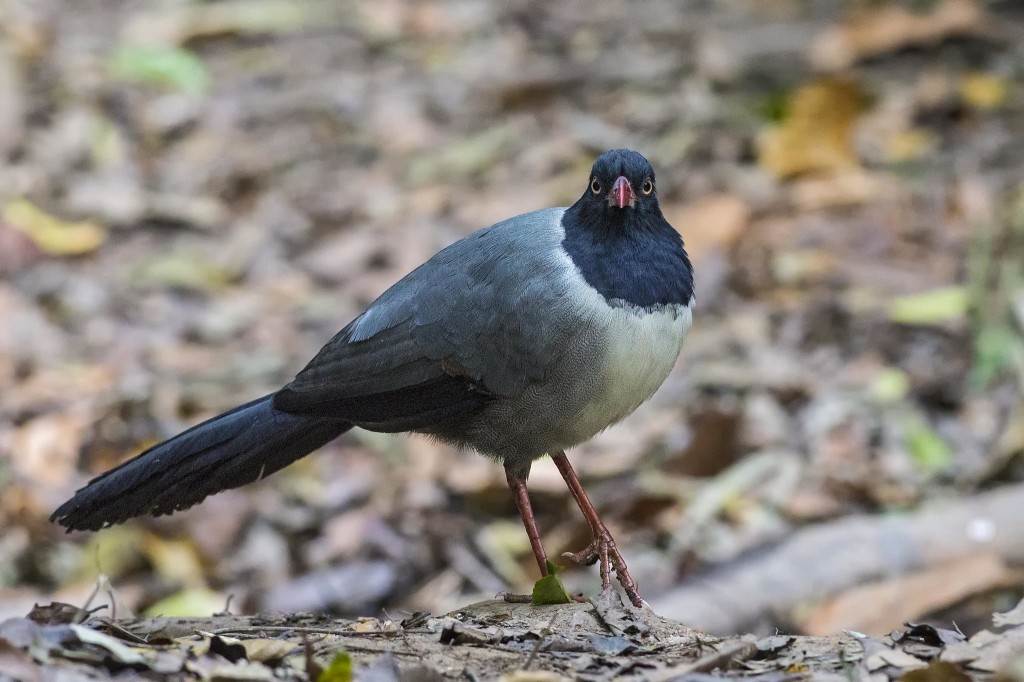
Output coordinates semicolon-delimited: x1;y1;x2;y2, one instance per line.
867;647;929;672
758;78;865;180
239;638;299;663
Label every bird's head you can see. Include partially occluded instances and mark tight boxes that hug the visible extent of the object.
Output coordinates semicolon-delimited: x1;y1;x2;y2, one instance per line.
573;149;661;231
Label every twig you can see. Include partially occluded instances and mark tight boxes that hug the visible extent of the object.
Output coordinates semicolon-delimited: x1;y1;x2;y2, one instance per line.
95;619;150;645
215;594;234;616
74;575;107;625
522;610;559;671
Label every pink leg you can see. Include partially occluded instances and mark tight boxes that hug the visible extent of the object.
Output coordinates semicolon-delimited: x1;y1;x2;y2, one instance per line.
551;451;643;607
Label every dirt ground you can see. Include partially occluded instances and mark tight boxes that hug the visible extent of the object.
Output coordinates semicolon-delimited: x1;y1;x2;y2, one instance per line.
3;0;1024;679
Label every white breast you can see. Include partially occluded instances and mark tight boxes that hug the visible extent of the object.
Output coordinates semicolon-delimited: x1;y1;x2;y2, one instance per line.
573;298;692;439
553;238;694;445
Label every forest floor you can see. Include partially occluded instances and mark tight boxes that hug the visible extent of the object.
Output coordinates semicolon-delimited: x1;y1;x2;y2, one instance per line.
4;591;1024;680
3;0;1024;679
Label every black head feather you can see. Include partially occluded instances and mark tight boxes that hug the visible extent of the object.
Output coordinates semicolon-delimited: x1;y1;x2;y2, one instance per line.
561;149;694;308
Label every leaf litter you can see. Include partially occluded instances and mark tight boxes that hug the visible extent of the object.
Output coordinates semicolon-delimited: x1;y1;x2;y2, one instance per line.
2;0;1024;678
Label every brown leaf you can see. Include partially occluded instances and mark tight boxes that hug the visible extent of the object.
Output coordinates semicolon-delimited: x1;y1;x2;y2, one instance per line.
26;602;84;625
758;78;865;180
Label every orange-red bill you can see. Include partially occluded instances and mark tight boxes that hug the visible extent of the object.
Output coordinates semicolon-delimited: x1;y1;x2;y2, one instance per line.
610;176;634;208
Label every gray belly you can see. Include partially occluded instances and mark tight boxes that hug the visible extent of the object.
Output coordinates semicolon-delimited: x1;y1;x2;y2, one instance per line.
426;300;691;472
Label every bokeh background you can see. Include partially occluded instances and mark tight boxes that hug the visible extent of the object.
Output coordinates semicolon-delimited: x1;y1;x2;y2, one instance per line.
2;0;1024;637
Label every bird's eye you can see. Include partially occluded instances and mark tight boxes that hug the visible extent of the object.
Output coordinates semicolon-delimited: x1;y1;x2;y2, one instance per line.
642;179;654;195
591;178;602;194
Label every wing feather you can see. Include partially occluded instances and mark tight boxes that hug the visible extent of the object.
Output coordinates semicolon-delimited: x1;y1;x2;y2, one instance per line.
274;208;576;429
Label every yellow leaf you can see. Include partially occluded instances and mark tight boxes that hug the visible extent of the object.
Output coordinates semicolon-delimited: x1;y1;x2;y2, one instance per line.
960;72;1008;110
3;198;107;255
759;78;866;179
888;286;969;325
142;535;206;585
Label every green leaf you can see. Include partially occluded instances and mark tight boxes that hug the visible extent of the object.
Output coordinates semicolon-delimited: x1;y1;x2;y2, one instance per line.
868;368;910;404
317;650;352;682
111;45;210;94
904;418;952;474
531;561;572;605
888;286;969;326
972;324;1022;386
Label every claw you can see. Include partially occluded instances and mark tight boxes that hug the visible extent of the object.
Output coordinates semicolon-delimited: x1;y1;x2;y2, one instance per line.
562;540;600;566
562;528;643;607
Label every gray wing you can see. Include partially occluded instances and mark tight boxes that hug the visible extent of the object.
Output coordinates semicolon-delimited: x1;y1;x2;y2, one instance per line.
273;209;578;427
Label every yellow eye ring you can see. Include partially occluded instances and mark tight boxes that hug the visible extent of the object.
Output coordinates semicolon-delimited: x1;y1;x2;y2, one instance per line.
641;179;654;195
591;179;602;194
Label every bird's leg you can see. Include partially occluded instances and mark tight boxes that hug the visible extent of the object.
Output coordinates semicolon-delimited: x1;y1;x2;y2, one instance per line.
550;451;643;607
504;464;549;576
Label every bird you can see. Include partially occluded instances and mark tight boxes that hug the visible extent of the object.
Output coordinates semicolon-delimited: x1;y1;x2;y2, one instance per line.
51;149;694;608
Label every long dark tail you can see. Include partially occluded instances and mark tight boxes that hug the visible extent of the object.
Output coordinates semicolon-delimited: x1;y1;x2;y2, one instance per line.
51;395;350;531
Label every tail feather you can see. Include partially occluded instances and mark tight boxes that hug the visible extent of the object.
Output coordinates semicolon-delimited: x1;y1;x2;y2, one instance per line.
51;395;350;531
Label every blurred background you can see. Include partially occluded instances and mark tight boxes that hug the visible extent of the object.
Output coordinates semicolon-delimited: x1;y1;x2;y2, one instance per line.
1;0;1024;638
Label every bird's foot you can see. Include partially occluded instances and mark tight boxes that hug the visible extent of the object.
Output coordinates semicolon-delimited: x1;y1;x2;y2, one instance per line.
565;539;601;566
562;528;644;608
